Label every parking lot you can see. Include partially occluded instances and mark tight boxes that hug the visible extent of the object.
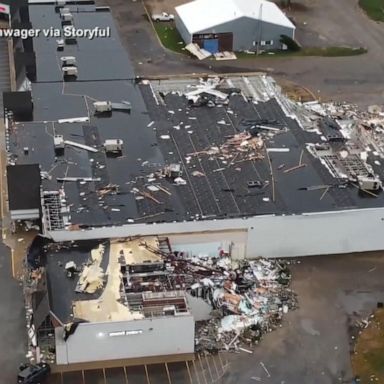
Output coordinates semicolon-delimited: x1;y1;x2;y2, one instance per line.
0;243;26;384
144;0;184;14
45;356;229;384
221;252;384;384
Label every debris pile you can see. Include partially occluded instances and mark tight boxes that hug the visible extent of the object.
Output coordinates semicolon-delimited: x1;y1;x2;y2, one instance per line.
75;244;105;293
180;77;241;108
97;184;119;197
185;132;265;167
176;254;297;353
302;101;384;193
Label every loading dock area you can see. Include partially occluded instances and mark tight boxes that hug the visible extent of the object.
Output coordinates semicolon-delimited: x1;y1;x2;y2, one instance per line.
46;356;229;384
192;32;233;53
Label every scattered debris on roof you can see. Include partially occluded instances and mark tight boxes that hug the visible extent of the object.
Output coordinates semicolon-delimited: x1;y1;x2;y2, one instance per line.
75;244;105;294
63;140;98;153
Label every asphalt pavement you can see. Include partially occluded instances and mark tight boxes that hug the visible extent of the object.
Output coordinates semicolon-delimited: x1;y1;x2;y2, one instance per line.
222;253;384;384
0;242;26;383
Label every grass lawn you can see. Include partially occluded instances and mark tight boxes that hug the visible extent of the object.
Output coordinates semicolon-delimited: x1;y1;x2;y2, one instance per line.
352;309;384;382
359;0;384;21
152;23;367;58
236;46;367;58
152;23;186;54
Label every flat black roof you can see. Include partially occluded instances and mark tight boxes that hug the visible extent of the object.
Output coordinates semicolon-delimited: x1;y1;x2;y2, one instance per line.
7;164;41;210
7;2;384;230
3;91;33;121
45;240;108;323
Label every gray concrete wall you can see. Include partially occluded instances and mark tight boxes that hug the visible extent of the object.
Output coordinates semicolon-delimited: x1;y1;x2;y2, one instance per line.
55;315;195;364
48;208;384;259
175;12;192;46
195;16;295;51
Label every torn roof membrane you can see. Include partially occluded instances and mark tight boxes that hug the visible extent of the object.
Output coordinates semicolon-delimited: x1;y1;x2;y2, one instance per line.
7;3;384;236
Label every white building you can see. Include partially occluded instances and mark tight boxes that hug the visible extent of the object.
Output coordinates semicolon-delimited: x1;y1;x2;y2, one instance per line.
175;0;295;53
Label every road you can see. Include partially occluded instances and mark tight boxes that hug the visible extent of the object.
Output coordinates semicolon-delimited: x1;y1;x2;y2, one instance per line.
0;242;26;383
105;0;384;106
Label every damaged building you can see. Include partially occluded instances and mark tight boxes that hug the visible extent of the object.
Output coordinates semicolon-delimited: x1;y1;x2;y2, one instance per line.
44;238;195;365
27;236;295;366
5;0;384;371
5;2;384;260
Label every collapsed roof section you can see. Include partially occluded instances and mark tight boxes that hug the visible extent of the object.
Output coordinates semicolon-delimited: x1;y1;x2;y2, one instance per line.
45;237;191;325
31;234;296;361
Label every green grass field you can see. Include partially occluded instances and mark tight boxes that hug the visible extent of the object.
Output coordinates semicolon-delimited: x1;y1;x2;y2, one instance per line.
352;309;384;382
152;22;367;58
153;23;186;54
359;0;384;21
236;46;367;58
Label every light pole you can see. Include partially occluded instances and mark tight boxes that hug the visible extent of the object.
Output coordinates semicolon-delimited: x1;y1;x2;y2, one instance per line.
256;3;263;55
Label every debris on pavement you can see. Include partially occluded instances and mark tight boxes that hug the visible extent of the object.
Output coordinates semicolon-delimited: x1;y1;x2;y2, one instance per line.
185;255;297;354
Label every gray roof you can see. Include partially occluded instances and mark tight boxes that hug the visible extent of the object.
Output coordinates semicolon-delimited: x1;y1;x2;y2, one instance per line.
7;3;384;232
175;0;295;34
7;164;41;210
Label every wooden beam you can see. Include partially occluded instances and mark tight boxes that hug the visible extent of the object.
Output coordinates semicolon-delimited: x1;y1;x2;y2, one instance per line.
283;163;307;173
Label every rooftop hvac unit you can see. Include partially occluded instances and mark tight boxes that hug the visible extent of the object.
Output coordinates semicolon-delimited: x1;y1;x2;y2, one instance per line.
61;12;73;22
65;261;77;271
357;176;382;191
54;135;64;152
94;101;112;114
59;7;70;15
60;56;76;66
55;1;66;12
65;261;77;277
104;139;123;153
56;39;64;51
163;305;176;316
62;66;78;77
164;163;182;179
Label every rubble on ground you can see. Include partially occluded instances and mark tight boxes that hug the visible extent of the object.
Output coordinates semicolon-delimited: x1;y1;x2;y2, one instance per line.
174;253;297;353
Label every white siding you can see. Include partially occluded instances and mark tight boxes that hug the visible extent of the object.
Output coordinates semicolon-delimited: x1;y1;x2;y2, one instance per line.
55;315;195;364
175;12;192;45
47;208;384;258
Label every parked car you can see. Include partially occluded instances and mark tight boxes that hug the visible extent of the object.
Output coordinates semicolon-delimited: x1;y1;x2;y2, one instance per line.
17;363;50;384
151;12;174;22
